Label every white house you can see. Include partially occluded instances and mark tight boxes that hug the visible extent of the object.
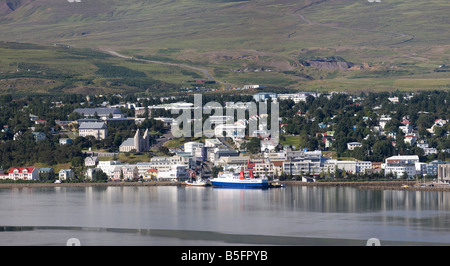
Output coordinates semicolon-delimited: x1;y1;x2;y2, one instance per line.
379;115;392;129
204;138;222;148
157;165;189;181
383;155;420;178
261;138;277;152
7;167;39;180
59;169;74;180
32;132;46;142
404;135;417;146
85;156;98;167
97;160;122;178
347;142;362;151
184;142;205;157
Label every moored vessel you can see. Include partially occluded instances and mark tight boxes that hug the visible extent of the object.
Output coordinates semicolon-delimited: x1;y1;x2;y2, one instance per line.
210;170;268;189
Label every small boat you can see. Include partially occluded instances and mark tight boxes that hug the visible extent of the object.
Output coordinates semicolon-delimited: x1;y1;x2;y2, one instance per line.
185;170;209;187
185;178;209;187
270;181;285;188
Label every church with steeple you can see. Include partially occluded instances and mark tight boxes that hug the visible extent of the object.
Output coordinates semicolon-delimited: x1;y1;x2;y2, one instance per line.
119;128;150;152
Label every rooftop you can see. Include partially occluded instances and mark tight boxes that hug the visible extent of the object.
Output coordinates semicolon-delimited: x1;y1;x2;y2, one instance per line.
79;122;107;130
74;108;122;116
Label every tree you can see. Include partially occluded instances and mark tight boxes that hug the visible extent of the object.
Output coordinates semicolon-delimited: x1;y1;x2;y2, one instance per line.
211;166;223;178
71;156;84;167
245;137;261;154
372;139;394;162
93;170;108;182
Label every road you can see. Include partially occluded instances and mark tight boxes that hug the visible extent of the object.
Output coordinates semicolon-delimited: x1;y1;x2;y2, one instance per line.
151;129;173;149
291;2;414;45
104;50;216;82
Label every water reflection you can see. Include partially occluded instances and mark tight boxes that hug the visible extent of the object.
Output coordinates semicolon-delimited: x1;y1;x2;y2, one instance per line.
2;185;450;244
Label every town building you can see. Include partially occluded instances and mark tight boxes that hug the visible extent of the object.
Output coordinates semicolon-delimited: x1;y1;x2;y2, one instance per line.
427;160;445;176
204;138;222;148
0;169;7;179
327;160;372;174
261;138;277;152
383;155;420;178
379;115;392;129
253;92;277;101
98;161;122;178
156;165;189;181
347;142;362;150
59;169;74;180
438;163;450;183
210;148;239;164
277;92;318;103
184;142;205;159
144;168;158;181
6;167;39;180
135;107;151;118
73;108;123;119
59;138;73;145
32;132;46;142
149;155;194;172
85;168;102;180
404;135;417;146
78;122;108;140
85;156;98;167
119;128;150;152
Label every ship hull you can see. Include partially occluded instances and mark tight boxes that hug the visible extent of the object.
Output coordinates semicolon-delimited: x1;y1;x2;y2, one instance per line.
210;179;269;189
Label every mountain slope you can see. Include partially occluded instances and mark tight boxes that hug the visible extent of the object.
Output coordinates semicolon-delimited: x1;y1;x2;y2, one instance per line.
0;0;449;92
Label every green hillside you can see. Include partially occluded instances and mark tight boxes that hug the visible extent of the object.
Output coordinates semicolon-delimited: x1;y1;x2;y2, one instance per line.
0;0;449;93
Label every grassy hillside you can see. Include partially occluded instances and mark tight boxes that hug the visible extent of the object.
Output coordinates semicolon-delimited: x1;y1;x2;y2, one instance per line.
0;0;449;93
0;42;213;95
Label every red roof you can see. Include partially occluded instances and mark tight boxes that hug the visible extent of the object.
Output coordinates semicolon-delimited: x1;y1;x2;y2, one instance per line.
273;161;283;167
8;167;37;174
146;168;158;173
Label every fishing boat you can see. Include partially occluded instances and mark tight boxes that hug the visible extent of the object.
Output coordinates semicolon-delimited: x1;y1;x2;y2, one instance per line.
185;170;209;187
210;169;269;189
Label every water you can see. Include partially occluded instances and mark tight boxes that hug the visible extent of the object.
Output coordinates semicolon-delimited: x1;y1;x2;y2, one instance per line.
1;185;450;245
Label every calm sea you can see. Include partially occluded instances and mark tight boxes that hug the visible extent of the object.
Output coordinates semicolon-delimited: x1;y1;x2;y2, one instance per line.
1;185;450;246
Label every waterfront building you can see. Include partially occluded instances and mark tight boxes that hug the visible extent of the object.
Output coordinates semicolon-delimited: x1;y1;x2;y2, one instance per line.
157;165;189;181
383;155;420;178
7;167;39;180
149;155;194;172
427;160;445;176
59;169;74;180
438;163;450;183
98;161;123;178
144;168;158;181
85;168;102;180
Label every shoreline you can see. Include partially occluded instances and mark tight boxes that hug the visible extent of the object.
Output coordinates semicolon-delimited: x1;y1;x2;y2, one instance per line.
1;180;450;192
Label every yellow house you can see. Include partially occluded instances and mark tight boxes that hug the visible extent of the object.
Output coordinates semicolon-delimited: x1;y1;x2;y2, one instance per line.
144;168;158;181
